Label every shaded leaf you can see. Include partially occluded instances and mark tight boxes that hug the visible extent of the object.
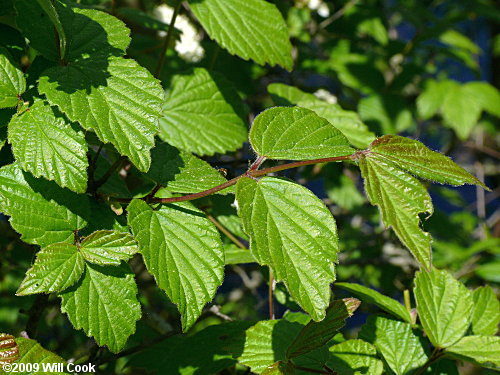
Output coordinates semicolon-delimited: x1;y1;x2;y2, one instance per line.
250;107;354;160
238;320;327;374
127;322;254;375
127;199;224;331
336;282;411;323
159;68;247;156
146;142;230;194
8;100;88;193
236;176;339;321
189;0;293;69
360;315;428;375
0;163;89;247
35;0;66;58
414;268;473;348
60;263;141;353
287;298;360;358
17;243;84;295
327;339;384;375
39;56;163;172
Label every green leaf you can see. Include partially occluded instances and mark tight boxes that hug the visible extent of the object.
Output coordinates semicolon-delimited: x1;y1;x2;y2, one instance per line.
0;48;25;108
268;83;317;105
267;83;376;149
35;0;66;59
236;176;339;321
368;135;487;189
16;1;130;61
446;336;500;367
417;80;453;120
462;81;500;118
25;3;163;171
60;263;141;353
0;164;89;247
127;199;224;331
414;268;473;348
427;359;459;375
146;142;230;194
360;316;428;375
39;56;163;172
0;338;68;375
441;83;482;139
16;243;84;295
327;339;384;375
439;30;480;54
297;100;376;149
358;152;433;268
358;94;412;134
127;321;254;375
188;0;293;70
335;282;411;323
286;298;360;358
159;68;247;156
470;286;500;336
250;107;354;160
80;230;138;266
238;319;326;374
8;100;88;193
224;245;256;265
476;261;500;283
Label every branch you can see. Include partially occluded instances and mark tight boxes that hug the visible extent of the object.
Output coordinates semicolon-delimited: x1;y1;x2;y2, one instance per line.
123;153;357;205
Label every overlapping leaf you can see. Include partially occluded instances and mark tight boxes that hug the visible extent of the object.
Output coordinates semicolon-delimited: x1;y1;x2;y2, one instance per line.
360;316;428;375
21;2;164;171
188;0;293;69
238;319;328;374
336;282;411;323
39;56;163;172
159;68;247;156
236;176;339;321
327;340;384;375
414;268;473;348
60;263;141;353
127;321;254;375
446;336;500;367
0;48;25;108
17;243;84;295
287;298;360;358
268;83;375;148
358;152;433;268
249;107;354;160
0;164;89;247
8;100;88;193
79;230;138;266
127;199;224;331
146;142;230;194
470;286;500;336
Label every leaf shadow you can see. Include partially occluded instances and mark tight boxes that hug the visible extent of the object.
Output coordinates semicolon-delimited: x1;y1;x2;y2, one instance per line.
40;4;126;94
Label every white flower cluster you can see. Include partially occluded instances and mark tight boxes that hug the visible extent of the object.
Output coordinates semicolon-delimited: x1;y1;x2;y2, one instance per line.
155;4;205;62
296;0;331;18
